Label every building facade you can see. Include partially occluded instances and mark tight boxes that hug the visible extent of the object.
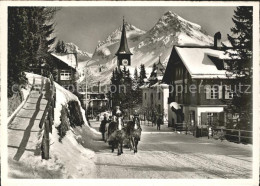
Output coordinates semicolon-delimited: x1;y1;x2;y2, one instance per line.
162;38;235;129
141;58;169;123
51;53;78;87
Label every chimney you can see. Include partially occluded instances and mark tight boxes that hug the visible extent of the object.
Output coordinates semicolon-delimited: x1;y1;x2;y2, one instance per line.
214;32;222;49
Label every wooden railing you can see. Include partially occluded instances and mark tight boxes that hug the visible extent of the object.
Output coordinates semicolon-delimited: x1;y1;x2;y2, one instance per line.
211;128;252;143
39;74;56;160
172;122;252;144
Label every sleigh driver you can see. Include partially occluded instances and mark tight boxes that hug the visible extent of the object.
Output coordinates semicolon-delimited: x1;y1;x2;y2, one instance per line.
112;106;124;130
132;110;141;130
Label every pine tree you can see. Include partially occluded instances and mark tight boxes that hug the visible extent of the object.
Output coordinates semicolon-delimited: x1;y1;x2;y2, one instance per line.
8;8;29;97
121;69;133;112
138;64;147;86
61;41;67;53
55;40;62;53
150;63;157;78
132;67;139;91
8;7;58;97
225;6;253;130
55;40;67;54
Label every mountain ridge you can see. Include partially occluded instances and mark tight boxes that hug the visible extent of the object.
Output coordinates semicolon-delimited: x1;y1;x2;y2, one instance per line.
76;11;215;86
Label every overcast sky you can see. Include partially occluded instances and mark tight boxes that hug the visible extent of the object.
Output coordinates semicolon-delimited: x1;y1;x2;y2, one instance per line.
54;6;236;53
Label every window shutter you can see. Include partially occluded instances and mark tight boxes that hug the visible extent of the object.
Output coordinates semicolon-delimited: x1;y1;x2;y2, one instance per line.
224;88;229;99
201;112;208;125
218;86;222;99
218;112;225;126
205;86;211;99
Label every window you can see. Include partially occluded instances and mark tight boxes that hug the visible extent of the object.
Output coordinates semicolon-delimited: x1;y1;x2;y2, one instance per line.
210;86;219;99
60;70;71;80
223;61;230;70
207;113;214;125
158;92;161;100
145;93;147;100
225;86;233;99
206;85;222;99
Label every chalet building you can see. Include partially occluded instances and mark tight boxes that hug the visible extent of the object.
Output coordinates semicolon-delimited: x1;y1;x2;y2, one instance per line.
162;32;236;129
141;58;169;123
51;52;78;87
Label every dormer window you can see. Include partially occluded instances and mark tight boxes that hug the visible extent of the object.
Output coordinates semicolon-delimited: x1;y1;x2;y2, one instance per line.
223;60;230;70
208;55;224;70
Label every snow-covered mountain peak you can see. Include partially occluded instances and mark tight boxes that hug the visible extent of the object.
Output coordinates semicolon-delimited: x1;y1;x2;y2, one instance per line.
150;11;203;37
86;11;214;86
65;43;92;62
96;22;146;49
65;43;91;56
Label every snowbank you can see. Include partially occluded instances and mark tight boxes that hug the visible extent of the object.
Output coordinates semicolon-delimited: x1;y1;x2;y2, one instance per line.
53;82;99;135
49;80;102;178
8;73;100;178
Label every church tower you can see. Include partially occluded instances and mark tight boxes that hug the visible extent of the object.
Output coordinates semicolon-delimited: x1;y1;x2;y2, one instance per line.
115;17;132;67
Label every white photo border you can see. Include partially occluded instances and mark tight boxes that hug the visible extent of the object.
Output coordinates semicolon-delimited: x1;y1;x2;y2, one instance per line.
0;1;259;186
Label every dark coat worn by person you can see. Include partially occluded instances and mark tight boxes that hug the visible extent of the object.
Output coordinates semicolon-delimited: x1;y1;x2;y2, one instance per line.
100;117;108;140
157;117;163;130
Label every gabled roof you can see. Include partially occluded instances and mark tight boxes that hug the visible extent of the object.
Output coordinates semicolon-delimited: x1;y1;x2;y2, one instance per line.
115;19;133;56
51;53;77;69
175;46;233;79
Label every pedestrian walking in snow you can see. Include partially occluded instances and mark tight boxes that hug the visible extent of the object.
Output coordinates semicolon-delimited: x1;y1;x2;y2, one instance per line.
157;116;163;130
100;114;108;141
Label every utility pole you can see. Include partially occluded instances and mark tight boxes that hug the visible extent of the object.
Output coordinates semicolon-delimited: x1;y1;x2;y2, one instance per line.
85;66;88;119
85;59;92;120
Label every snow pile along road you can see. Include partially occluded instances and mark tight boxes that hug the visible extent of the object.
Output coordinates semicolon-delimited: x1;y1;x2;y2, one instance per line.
8;73;100;178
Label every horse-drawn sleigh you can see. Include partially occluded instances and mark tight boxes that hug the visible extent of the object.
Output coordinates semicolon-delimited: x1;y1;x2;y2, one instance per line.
105;115;142;156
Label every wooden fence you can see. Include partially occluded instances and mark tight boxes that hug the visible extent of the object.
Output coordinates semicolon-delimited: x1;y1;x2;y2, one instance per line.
173;122;252;144
38;74;56;160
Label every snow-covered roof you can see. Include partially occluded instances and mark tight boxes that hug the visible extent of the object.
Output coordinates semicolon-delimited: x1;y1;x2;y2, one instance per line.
51;53;77;69
175;46;233;79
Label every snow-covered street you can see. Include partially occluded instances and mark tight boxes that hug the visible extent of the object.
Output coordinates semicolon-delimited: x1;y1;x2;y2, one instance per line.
6;73;252;179
87;120;252;179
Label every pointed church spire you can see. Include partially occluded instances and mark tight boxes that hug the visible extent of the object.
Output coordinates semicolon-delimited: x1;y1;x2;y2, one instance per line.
115;17;132;56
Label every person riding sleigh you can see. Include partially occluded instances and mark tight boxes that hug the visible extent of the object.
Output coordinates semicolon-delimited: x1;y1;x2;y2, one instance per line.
112;106;124;129
132;110;141;130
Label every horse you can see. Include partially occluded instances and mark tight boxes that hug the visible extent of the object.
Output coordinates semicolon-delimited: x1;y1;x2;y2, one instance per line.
107;116;126;155
126;118;142;153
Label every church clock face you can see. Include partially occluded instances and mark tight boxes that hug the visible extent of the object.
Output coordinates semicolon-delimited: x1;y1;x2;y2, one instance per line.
122;59;129;66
